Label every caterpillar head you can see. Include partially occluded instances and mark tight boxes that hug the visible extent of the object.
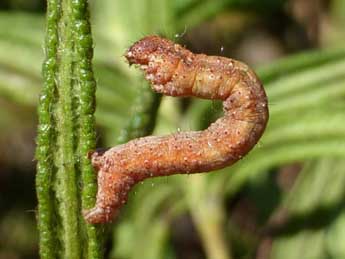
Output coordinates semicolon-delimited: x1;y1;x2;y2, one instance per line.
126;36;183;85
125;36;195;96
125;35;173;66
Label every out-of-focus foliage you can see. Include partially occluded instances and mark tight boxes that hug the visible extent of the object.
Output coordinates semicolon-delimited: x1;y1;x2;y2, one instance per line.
1;0;345;258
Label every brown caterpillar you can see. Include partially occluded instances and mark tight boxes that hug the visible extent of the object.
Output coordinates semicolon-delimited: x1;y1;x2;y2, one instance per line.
83;35;269;224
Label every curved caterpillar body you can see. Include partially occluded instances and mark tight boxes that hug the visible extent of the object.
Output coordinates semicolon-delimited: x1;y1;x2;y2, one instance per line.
84;36;269;224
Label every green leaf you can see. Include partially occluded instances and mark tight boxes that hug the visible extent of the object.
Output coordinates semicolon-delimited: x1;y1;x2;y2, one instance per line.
270;159;345;259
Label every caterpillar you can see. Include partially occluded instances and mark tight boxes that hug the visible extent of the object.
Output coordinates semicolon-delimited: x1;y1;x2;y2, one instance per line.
83;35;269;224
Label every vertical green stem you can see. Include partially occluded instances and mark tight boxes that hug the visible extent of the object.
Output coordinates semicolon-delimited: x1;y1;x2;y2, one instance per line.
54;0;81;257
72;0;104;258
117;82;161;144
36;0;59;258
193;202;231;259
36;0;103;258
183;103;231;259
186;176;231;259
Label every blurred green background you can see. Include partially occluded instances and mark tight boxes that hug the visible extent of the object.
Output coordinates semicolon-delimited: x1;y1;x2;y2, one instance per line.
1;0;345;258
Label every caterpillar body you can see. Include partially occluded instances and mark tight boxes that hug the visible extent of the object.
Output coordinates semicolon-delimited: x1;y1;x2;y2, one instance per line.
84;36;269;224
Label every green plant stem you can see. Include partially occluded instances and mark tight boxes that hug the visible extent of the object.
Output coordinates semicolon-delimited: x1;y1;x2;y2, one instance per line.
186;176;231;259
36;1;59;258
36;0;103;258
54;0;81;257
71;0;104;257
182;106;232;259
116;82;161;144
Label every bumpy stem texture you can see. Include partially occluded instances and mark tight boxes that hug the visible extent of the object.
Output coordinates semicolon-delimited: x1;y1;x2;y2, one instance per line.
36;0;103;257
84;36;269;224
35;0;59;257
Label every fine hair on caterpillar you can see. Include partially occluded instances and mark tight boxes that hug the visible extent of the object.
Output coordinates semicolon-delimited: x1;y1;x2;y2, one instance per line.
83;35;269;224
